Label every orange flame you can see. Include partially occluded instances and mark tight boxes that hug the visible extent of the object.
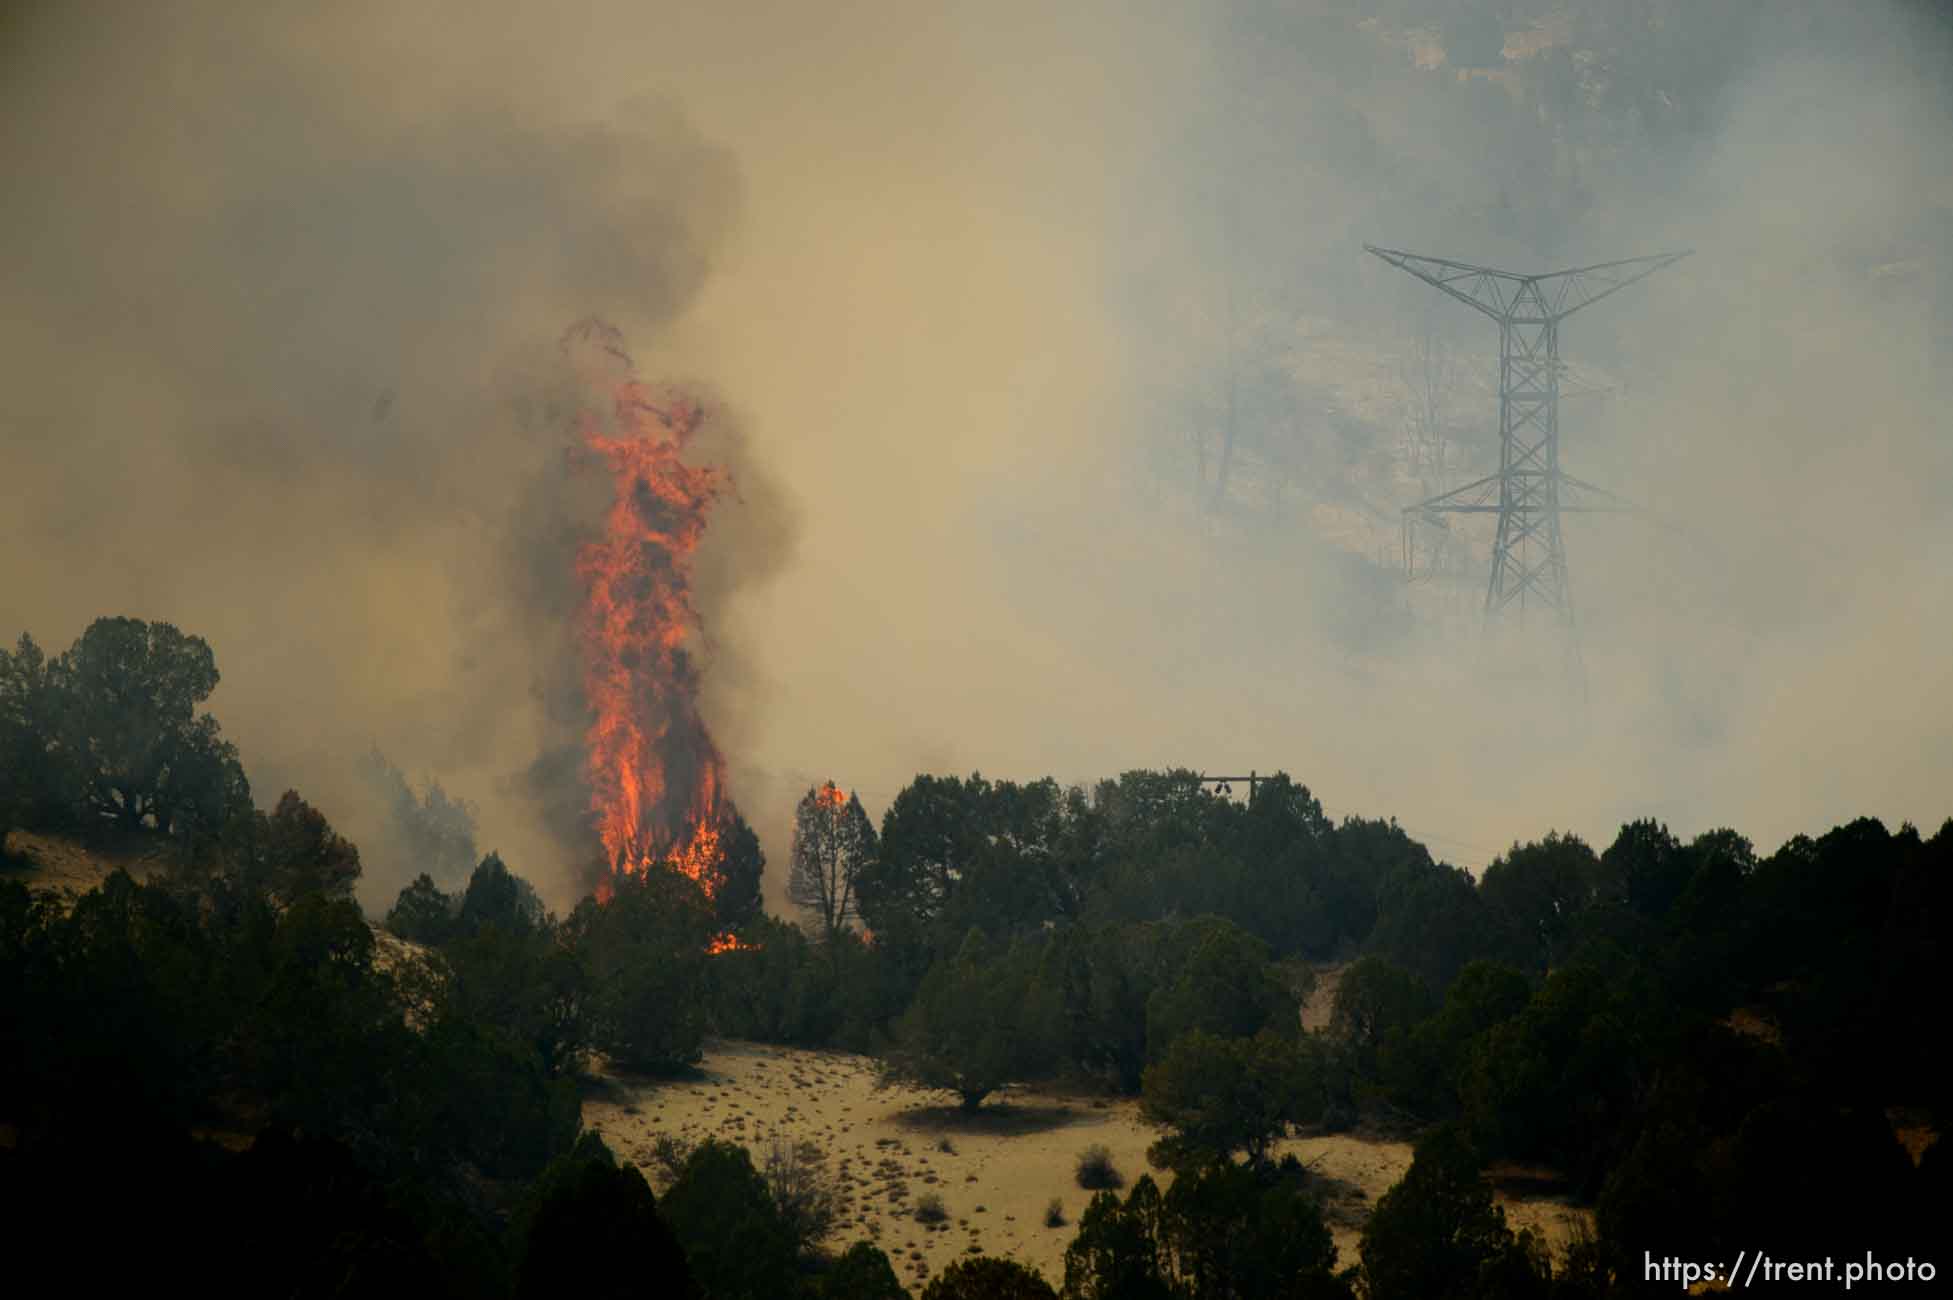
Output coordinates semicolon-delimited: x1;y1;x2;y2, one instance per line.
564;317;736;913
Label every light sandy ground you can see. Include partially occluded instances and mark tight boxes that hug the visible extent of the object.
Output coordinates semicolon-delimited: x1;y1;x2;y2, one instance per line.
1300;961;1348;1033
582;1039;1595;1294
4;828;438;997
2;828;172;899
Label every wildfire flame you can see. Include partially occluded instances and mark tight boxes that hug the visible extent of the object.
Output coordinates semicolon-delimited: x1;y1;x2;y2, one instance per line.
564;317;740;917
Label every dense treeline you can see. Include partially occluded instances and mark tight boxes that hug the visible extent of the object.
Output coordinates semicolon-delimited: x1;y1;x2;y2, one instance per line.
5;616;1947;1297
760;770;1950;1292
713;766;1950;1293
411;764;1948;1296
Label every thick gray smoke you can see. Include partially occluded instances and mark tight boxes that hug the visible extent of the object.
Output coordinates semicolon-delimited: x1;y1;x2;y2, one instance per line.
0;1;790;906
3;2;1948;912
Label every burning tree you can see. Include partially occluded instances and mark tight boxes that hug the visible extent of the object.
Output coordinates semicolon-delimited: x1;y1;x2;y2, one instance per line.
561;317;757;934
566;865;714;1072
786;781;877;946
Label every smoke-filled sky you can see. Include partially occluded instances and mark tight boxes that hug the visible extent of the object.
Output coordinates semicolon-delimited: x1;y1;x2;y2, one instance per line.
4;1;1950;912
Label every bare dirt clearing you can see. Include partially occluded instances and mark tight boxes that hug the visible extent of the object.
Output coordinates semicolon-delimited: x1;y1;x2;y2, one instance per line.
583;1039;1594;1293
2;828;173;899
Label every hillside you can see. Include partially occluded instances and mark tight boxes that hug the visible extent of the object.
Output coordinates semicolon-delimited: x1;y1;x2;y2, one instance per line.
1;827;175;899
1;827;438;1008
586;1041;1590;1294
3;828;1590;1293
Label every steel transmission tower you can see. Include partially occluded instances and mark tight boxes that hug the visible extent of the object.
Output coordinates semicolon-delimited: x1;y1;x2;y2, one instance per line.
1366;245;1690;620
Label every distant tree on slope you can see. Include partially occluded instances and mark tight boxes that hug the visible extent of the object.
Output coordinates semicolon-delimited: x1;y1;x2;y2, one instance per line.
787;781;877;946
41;617;250;839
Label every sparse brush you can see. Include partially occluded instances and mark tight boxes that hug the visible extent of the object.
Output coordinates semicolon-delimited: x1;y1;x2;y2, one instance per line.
763;1130;842;1253
937;1136;957;1155
650;1133;695;1184
1044;1198;1067;1228
1075;1144;1124;1190
914;1192;948;1224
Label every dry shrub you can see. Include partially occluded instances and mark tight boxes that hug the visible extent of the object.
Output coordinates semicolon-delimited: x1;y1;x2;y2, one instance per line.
1076;1144;1124;1190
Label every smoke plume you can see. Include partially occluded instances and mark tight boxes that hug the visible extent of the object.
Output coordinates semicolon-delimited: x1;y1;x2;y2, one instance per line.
4;2;1949;912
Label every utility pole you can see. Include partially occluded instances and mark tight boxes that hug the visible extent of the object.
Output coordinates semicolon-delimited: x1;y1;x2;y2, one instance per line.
1194;771;1264;800
1366;245;1690;621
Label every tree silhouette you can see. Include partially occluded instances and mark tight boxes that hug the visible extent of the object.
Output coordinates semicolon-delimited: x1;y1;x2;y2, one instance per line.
1145;922;1298;1058
1359;1125;1546;1300
822;1241;907;1299
457;851;546;938
1599;820;1694;921
566;866;712;1072
45;617;249;837
712;807;767;933
1162;1160;1346;1300
0;633;65;847
1478;832;1600;972
1060;1175;1174;1300
441;914;589;1078
1141;1029;1319;1170
922;1256;1058;1300
1367;861;1501;990
219;789;363;902
1330;956;1432;1076
788;781;877;946
1386;961;1530;1116
860;774;994;938
385;873;457;946
659;1139;801;1299
1063;1165;1348;1300
882;929;1060;1111
517;1133;694;1299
